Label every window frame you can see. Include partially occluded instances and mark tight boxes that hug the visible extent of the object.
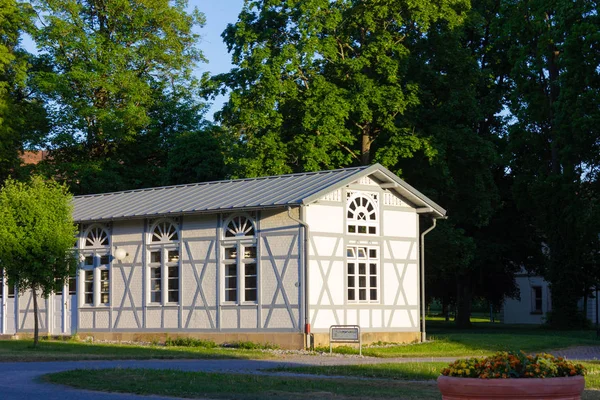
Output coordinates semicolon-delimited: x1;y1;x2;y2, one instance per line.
346;191;379;236
221;213;258;305
531;285;543;314
146;219;180;307
346;245;380;304
79;224;111;308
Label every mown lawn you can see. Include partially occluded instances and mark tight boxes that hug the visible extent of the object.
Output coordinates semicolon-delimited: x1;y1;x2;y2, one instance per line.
0;339;271;362
43;368;442;399
43;365;600;399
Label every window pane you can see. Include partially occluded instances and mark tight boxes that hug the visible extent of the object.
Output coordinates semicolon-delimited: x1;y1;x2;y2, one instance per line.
244;246;256;259
168;279;178;290
370;263;377;274
85;294;93;304
151;280;161;291
357;248;366;258
347;248;355;257
151;251;161;263
168;250;179;262
358;226;367;234
168;291;179;303
68;277;76;295
225;290;237;302
168;266;179;278
370;289;377;300
245;276;257;288
359;276;366;287
370;276;377;287
226;265;237;276
359;263;366;274
348;276;355;288
85;256;94;266
348;225;356;233
245;263;256;276
101;293;109;304
101;270;109;280
227;277;237;288
245;289;257;302
348;263;355;274
85;282;93;293
151;292;161;303
348;289;355;301
359;289;366;300
151;268;161;279
369;249;377;258
368;226;376;234
225;247;237;259
100;255;110;265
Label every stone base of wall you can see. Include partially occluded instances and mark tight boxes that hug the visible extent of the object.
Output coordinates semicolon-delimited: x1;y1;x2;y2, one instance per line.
77;332;306;350
311;331;420;348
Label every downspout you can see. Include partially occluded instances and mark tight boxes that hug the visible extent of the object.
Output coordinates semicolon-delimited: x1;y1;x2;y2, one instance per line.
420;217;437;342
287;206;311;348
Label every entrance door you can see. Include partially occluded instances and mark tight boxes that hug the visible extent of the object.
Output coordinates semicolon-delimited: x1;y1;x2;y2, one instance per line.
5;284;16;334
0;274;4;334
52;289;64;334
65;277;77;334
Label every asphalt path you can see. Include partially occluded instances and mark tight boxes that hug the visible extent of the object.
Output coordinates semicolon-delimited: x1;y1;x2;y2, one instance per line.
1;347;598;400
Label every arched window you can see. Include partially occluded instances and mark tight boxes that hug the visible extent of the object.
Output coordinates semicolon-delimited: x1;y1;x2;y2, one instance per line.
346;192;378;235
224;214;255;238
80;224;111;307
221;214;257;304
147;219;180;305
150;219;179;243
83;224;110;248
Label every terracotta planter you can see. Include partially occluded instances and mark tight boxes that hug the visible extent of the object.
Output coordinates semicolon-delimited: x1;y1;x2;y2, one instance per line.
437;375;585;400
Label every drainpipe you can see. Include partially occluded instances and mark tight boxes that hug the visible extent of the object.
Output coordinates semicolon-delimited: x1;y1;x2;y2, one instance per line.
287;206;311;349
420;217;437;342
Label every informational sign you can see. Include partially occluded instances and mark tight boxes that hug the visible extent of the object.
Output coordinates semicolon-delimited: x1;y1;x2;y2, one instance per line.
329;325;361;355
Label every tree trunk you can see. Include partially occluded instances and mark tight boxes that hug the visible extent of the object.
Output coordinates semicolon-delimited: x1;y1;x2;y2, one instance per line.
455;276;472;328
360;126;371;166
32;286;39;348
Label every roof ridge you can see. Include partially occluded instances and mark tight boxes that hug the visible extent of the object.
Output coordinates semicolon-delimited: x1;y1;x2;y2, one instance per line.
74;165;370;199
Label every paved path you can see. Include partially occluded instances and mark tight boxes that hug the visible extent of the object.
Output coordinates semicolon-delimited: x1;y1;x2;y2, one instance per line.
1;346;599;400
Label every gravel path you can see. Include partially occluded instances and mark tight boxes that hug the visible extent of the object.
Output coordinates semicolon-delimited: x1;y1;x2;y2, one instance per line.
1;346;599;400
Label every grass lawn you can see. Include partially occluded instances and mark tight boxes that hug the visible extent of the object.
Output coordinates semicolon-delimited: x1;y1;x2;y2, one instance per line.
0;339;271;362
42;368;442;399
43;365;600;399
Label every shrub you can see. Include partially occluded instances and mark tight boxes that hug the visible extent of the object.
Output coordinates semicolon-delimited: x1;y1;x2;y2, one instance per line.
441;351;585;379
221;341;279;350
165;337;217;348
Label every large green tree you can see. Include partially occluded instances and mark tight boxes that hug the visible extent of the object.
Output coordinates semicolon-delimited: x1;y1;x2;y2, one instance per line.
32;0;208;193
211;0;469;177
501;0;600;327
0;0;48;181
0;176;77;346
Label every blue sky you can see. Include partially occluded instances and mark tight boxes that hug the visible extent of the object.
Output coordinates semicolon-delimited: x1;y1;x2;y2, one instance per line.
193;0;245;118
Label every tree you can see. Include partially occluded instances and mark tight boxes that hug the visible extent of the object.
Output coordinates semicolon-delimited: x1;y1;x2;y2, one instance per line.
211;0;469;176
0;0;48;181
31;0;207;193
0;176;77;346
501;0;600;327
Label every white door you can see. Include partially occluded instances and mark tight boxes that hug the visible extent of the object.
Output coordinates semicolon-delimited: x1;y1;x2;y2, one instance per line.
52;291;64;334
65;277;77;334
0;275;4;334
5;284;16;334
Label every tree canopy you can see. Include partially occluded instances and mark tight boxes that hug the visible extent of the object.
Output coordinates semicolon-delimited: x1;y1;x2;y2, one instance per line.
0;176;78;345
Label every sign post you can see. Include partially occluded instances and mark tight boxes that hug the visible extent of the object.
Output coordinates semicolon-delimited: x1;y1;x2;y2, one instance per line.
329;325;361;356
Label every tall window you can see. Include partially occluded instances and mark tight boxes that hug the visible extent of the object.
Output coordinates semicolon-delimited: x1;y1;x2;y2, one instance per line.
531;286;543;313
222;214;257;304
147;219;180;305
347;246;379;303
80;224;111;306
346;192;379;235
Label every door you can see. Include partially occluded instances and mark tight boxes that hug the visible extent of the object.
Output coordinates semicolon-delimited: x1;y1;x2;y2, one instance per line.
52;289;64;334
65;276;77;334
0;274;4;334
5;283;16;334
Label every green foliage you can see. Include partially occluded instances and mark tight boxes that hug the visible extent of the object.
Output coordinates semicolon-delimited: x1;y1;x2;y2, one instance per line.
221;341;279;350
31;0;209;193
164;337;218;348
500;0;600;326
0;176;78;345
212;0;470;176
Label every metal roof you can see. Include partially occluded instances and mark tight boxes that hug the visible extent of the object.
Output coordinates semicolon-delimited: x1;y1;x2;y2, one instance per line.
73;164;446;222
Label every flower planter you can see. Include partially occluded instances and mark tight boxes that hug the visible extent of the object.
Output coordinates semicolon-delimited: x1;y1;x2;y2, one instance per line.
437;375;585;400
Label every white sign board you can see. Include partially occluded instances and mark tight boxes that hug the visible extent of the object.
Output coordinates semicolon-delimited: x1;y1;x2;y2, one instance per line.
329;325;361;355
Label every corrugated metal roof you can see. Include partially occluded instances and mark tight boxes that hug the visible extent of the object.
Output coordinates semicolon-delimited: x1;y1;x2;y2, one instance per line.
72;164;446;222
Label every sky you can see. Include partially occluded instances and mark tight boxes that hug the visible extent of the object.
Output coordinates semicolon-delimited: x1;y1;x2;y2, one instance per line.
189;0;246;118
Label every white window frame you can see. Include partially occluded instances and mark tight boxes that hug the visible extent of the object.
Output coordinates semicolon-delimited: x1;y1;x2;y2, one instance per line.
146;219;180;306
346;245;380;303
79;224;111;307
531;285;543;313
221;214;258;305
346;191;379;236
